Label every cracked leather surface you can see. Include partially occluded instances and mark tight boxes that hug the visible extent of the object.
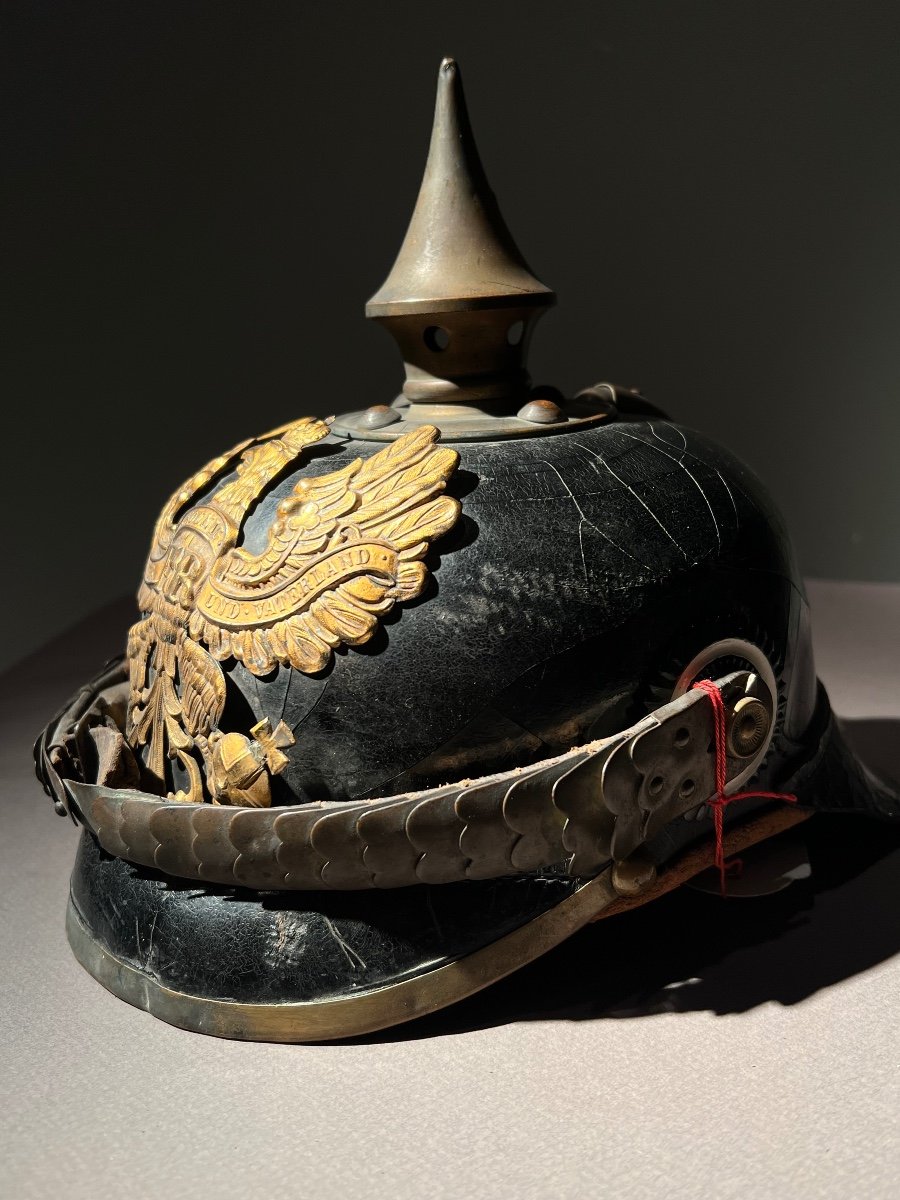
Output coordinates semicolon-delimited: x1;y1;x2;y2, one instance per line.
44;416;900;1008
69;831;578;1003
204;419;813;805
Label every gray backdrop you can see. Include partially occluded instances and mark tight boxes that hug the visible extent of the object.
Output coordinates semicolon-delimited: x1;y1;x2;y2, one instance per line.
5;1;900;670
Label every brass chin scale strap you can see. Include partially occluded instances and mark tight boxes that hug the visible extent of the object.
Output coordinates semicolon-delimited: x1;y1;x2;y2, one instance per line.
42;664;779;893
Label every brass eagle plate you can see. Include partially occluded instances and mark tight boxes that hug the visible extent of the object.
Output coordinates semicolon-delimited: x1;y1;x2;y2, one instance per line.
126;419;460;806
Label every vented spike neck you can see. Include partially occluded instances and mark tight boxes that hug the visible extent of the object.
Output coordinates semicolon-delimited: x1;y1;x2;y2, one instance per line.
338;61;615;441
360;58;554;424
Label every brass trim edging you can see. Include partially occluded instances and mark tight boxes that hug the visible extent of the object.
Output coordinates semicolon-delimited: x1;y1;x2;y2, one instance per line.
65;804;812;1042
66;869;620;1042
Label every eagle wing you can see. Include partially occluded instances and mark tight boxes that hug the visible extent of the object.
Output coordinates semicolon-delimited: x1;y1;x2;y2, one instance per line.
140;437;254;599
178;635;227;737
188;424;460;675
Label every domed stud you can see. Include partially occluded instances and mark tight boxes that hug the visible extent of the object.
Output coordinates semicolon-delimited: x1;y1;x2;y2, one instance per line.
611;854;658;898
517;398;566;425
360;404;402;430
728;696;771;759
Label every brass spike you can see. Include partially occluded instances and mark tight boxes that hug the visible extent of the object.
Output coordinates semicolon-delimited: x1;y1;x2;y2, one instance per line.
365;58;555;416
367;57;554;317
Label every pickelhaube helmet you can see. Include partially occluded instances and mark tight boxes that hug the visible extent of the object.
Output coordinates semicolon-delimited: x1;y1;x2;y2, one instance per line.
36;58;898;1041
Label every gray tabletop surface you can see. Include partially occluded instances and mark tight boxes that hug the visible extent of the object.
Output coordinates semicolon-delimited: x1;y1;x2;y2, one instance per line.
2;579;898;1200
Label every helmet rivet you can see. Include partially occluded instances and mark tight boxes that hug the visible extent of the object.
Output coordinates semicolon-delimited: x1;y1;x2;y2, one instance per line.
360;404;401;429
728;696;770;759
517;398;566;425
612;854;658;898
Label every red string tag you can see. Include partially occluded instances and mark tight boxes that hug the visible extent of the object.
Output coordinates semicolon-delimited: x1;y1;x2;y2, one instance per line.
691;679;797;896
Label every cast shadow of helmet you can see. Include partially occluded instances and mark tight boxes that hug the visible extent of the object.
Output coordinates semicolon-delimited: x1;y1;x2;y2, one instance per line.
360;716;900;1043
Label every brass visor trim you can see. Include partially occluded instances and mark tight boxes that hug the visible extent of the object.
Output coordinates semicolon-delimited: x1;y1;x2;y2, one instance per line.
65;804;811;1042
66;869;620;1043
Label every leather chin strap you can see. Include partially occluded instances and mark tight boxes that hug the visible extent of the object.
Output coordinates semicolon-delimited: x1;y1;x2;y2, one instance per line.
36;658;778;891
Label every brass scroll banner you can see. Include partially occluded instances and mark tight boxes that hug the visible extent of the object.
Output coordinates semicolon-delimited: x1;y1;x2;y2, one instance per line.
196;542;399;628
